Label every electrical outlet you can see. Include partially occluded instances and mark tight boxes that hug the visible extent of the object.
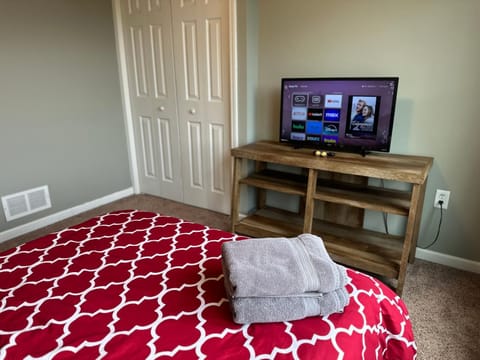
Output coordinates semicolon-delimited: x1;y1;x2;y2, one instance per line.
434;189;450;209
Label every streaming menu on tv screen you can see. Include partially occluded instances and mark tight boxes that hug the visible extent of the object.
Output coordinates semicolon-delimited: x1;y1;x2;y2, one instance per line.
280;78;398;150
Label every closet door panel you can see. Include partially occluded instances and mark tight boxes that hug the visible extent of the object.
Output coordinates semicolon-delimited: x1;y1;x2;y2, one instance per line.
121;0;183;200
181;21;200;100
171;0;231;213
139;116;157;178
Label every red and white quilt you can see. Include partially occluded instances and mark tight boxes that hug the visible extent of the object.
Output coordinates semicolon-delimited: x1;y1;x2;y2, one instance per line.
0;210;416;359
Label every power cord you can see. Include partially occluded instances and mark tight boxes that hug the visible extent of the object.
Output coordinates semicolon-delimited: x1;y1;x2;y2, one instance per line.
419;200;444;249
382;212;389;235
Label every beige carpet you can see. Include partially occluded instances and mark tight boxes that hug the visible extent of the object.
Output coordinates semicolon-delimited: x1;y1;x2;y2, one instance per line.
2;194;479;359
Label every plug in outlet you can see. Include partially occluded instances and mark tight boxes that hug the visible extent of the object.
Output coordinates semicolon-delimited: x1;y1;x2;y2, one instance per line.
434;189;450;209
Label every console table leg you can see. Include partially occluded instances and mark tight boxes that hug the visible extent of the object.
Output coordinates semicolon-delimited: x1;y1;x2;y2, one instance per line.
303;168;317;234
230;157;242;232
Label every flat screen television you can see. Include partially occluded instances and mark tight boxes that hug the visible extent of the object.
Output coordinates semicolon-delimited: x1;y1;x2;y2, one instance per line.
279;77;399;154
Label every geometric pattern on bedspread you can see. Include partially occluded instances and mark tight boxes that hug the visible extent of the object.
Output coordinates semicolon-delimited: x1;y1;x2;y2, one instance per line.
0;210;416;359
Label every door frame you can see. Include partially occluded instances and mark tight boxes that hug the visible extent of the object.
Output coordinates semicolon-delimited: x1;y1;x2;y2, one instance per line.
111;0;239;194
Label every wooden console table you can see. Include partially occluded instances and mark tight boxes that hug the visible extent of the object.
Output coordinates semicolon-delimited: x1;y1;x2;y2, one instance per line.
230;141;433;295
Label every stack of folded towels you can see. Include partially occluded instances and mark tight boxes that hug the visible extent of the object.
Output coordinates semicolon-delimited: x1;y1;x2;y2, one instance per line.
221;233;350;324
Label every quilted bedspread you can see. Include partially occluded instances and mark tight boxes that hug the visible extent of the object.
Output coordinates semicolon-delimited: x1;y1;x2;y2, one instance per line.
0;210;416;359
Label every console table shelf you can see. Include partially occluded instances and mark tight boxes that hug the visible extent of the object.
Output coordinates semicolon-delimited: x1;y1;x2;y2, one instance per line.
231;141;433;295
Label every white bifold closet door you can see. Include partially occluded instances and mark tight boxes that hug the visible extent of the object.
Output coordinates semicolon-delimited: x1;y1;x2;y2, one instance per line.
120;0;231;214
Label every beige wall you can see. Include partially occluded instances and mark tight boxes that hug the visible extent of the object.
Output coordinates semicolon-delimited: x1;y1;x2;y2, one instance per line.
0;0;131;231
1;0;477;262
246;0;479;261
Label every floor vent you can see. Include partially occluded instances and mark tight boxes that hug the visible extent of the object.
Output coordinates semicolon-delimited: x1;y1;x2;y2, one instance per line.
1;185;51;222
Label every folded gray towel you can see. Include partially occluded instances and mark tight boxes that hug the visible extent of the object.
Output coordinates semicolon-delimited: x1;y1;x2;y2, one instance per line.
221;233;348;297
227;287;350;324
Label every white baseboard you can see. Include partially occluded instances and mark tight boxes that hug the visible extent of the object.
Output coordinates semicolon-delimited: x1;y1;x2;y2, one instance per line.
415;247;480;274
0;187;134;244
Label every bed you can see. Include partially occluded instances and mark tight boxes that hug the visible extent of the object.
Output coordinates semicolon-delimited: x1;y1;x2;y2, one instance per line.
0;210;416;359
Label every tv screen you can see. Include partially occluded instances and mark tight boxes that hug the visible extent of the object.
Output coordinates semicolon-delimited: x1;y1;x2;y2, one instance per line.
279;77;399;154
